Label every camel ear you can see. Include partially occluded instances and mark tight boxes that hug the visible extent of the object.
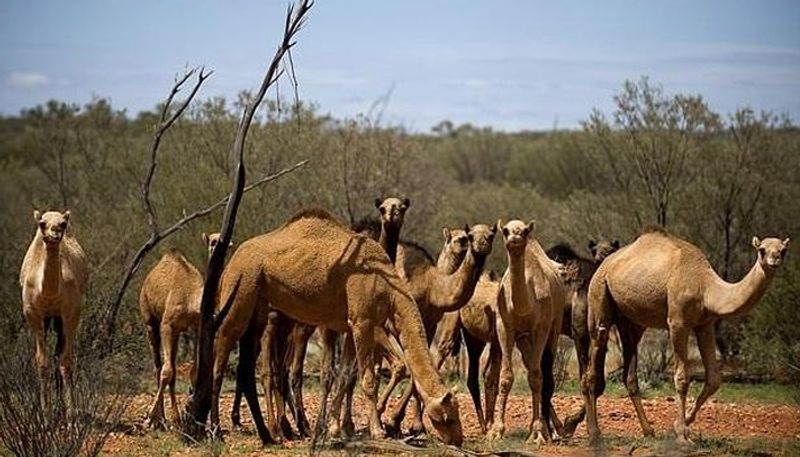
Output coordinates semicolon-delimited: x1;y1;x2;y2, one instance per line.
752;237;761;249
496;219;504;234
526;220;536;237
490;223;497;235
402;197;410;208
442;227;451;242
202;232;209;245
62;210;70;222
463;224;471;234
782;238;791;249
33;210;41;222
612;240;620;249
374;198;383;209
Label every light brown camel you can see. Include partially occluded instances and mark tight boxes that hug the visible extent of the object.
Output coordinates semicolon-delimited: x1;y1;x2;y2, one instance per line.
20;210;88;413
386;223;496;435
583;228;790;443
233;197;413;440
544;239;619;436
490;219;567;444
139;232;226;427
212;210;463;445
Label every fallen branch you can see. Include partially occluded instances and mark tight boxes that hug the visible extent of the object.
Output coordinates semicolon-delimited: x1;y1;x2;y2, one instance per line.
329;439;544;457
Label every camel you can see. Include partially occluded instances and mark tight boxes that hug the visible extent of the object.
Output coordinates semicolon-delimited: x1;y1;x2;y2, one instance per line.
212;209;463;446
232;197;413;440
20;210;88;413
544;239;619;436
139;232;227;427
490;219;567;444
385;223;496;435
583;229;789;444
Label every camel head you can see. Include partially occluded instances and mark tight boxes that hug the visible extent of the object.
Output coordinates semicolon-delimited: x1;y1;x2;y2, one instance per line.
202;232;233;258
466;223;497;259
422;390;463;446
374;197;410;228
589;239;620;262
33;210;70;247
497;219;535;255
442;226;469;264
752;236;790;270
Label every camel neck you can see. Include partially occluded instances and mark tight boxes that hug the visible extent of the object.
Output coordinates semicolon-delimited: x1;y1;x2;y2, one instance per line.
41;241;62;298
706;260;775;319
389;287;448;401
506;249;533;316
379;224;400;264
436;245;464;274
428;248;485;312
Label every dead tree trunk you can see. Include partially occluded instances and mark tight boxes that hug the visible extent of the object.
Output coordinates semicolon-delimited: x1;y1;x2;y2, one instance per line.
181;0;313;442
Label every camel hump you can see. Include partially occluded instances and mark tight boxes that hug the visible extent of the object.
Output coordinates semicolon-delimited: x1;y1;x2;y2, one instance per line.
641;225;669;236
284;208;345;228
352;216;381;239
546;243;580;263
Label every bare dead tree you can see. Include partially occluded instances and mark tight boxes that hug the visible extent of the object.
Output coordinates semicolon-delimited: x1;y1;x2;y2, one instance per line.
100;66;309;350
181;0;313;443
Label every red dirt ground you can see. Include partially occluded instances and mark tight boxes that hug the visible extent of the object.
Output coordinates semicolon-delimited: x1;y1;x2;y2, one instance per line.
103;389;800;456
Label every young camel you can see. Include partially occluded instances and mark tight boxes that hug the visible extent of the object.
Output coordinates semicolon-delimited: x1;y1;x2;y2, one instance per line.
491;219;567;444
545;239;619;436
20;210;88;412
583;228;790;443
139;232;227;428
232;197;412;440
212;210;463;446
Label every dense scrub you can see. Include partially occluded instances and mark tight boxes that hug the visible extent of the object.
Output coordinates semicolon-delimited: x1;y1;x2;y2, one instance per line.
0;78;798;385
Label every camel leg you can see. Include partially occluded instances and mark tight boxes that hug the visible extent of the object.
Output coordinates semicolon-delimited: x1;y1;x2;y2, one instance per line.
289;324;314;437
27;315;49;408
584;278;613;445
57;316;76;418
340;357;358;438
351;319;383;439
377;361;405;416
258;312;282;439
562;295;589;437
686;324;721;425
147;325;176;428
617;318;653;437
488;318;514;440
313;329;337;442
164;326;181;425
211;329;238;435
463;330;487;433
328;333;356;438
239;325;276;445
517;332;549;445
483;338;501;433
434;312;461;370
388;380;414;436
669;324;692;444
540;334;563;441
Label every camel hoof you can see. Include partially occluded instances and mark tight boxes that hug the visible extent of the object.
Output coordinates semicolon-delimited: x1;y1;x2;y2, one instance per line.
588;432;602;447
642;426;655;437
487;425;505;441
526;431;547;446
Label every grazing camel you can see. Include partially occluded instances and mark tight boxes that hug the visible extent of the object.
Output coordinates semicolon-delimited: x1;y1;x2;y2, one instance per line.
20;210;88;412
139;232;227;428
491;220;567;444
544;239;619;436
212;210;463;446
583;228;790;443
386;223;496;435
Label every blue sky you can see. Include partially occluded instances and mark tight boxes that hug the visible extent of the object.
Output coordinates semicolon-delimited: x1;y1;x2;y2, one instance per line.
1;1;799;131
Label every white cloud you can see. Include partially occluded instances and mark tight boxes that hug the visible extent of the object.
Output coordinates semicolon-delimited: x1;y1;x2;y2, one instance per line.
8;71;51;89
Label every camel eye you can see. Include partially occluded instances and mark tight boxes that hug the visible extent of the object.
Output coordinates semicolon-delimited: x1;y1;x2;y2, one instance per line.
758;248;766;257
780;249;787;258
39;221;46;230
59;222;67;230
379;206;386;215
502;228;509;237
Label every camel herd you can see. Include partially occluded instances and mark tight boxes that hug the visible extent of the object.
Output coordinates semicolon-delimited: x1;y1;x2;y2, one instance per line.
19;201;790;447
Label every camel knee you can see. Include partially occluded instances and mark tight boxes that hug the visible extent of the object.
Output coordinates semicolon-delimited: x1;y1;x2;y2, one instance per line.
707;369;721;393
674;371;689;395
499;372;513;394
625;372;640;396
160;364;175;386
